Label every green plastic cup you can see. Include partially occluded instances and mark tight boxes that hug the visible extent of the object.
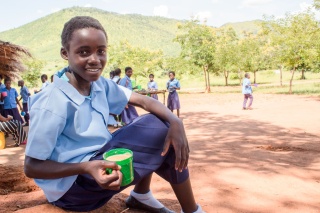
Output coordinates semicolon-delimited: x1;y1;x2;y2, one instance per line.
137;85;141;90
131;80;136;88
103;148;134;186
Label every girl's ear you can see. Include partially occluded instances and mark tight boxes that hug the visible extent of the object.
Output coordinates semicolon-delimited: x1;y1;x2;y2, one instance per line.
60;47;68;60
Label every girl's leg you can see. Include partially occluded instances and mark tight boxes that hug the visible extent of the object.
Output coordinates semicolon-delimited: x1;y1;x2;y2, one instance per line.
177;109;180;118
133;173;153;194
247;94;253;108
171;178;197;213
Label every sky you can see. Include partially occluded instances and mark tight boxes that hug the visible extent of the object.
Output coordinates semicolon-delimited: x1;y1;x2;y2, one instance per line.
0;0;317;32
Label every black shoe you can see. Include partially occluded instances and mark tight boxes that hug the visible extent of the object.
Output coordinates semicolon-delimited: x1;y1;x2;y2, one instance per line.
125;195;175;213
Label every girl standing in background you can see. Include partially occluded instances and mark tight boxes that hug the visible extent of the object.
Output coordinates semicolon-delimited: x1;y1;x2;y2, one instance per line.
166;71;181;117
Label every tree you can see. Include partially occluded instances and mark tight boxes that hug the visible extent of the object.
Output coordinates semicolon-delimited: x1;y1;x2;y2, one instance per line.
21;59;44;88
108;41;164;79
262;12;320;93
215;27;239;86
175;20;216;93
237;32;270;84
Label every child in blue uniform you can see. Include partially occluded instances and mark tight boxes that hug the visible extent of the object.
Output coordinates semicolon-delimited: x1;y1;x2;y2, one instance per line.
2;78;23;123
167;71;181;117
118;67;139;125
24;16;204;213
147;73;158;100
18;80;30;126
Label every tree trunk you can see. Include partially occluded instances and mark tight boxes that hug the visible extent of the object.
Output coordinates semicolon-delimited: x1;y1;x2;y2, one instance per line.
253;70;257;84
289;68;295;94
203;66;207;91
238;69;242;85
301;69;306;80
206;71;211;93
280;65;283;86
224;70;229;86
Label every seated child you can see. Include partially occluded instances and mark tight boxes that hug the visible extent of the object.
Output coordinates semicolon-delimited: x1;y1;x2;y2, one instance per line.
24;16;205;213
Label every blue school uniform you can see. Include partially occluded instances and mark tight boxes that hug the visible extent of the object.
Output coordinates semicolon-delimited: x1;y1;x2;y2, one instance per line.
118;75;138;124
20;86;30;103
166;78;181;110
148;81;158;100
26;67;189;211
25;67;131;202
242;78;252;94
3;87;19;109
0;83;6;116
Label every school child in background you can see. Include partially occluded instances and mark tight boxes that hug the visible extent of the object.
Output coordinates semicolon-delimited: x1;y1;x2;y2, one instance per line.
24;16;204;213
112;68;121;84
34;74;50;94
147;74;158;100
0;75;6;116
0;113;27;146
1;78;23;123
111;68;122;127
50;75;54;83
18;80;30;126
166;71;181;117
118;67;139;125
242;73;254;110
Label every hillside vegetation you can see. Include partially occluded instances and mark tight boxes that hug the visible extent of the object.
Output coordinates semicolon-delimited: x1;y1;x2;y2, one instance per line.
0;7;183;64
0;7;260;68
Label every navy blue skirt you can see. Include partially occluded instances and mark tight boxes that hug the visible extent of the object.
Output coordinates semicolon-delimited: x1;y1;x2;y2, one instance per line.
167;91;180;110
52;114;189;212
120;105;138;125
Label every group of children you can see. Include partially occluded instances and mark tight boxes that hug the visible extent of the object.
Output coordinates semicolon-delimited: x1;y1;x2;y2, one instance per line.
107;65;182;129
24;16;204;213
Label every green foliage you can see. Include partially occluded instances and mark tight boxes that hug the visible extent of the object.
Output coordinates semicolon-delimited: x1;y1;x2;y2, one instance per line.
220;20;263;36
22;59;44;88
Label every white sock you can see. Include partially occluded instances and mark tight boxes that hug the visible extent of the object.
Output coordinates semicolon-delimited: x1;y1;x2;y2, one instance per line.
130;190;164;209
181;204;205;213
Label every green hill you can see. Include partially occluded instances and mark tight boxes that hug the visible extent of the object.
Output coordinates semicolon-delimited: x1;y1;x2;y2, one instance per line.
0;7;262;71
220;20;262;36
0;7;182;68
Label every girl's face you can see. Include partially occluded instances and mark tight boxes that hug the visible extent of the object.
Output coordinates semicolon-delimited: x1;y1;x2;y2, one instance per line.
149;76;154;81
169;73;175;80
61;28;107;83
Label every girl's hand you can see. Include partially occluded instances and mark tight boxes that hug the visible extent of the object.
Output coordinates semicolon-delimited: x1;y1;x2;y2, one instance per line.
125;105;129;109
161;119;189;172
85;160;122;190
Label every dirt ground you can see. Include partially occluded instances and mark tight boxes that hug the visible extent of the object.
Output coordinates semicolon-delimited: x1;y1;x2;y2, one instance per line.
1;92;320;213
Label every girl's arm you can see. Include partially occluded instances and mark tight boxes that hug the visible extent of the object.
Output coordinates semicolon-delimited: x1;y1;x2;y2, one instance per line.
24;156;123;190
16;97;23;111
129;93;189;172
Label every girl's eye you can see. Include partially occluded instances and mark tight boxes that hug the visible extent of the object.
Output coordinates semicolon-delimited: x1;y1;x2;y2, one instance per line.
98;49;106;55
79;50;89;56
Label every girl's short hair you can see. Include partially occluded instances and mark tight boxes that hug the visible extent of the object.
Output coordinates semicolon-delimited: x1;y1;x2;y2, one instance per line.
125;67;132;73
149;74;154;78
61;16;107;50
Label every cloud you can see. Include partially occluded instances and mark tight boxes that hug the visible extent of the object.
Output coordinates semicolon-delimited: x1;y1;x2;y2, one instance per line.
37;9;43;14
153;5;169;17
84;4;92;8
195;11;212;21
212;0;219;3
242;0;273;7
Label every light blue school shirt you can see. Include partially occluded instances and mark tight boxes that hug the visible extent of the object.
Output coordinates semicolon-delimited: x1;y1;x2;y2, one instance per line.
148;81;158;90
119;75;133;90
242;78;252;94
25;67;132;202
166;78;180;93
3;87;19;109
40;81;50;90
0;83;5;105
20;86;30;103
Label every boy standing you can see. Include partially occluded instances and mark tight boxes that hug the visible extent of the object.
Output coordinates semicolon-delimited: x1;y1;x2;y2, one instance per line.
18;80;30;126
242;73;254;110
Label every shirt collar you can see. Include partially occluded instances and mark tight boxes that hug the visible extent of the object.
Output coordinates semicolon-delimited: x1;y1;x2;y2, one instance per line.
53;67;103;106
